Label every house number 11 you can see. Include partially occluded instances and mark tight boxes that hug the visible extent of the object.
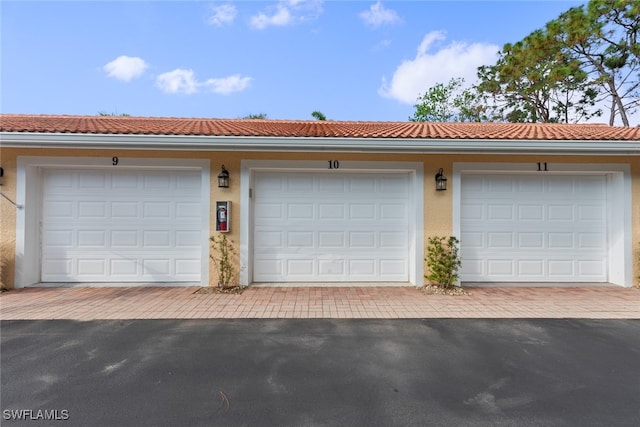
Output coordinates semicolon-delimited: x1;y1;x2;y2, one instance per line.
328;160;340;169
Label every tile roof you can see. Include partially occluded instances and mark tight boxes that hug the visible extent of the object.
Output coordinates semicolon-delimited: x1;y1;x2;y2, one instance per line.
1;114;639;141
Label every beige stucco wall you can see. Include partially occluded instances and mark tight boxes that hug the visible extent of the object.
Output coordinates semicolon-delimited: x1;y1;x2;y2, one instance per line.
1;147;638;288
0;149;18;289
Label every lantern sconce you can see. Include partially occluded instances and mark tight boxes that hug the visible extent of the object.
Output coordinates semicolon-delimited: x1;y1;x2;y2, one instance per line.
435;168;447;191
218;165;229;188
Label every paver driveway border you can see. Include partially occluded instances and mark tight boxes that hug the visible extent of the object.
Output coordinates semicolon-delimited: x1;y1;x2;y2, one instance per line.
0;285;638;320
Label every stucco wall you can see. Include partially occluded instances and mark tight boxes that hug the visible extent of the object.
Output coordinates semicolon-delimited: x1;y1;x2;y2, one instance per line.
1;147;638;288
0;150;18;289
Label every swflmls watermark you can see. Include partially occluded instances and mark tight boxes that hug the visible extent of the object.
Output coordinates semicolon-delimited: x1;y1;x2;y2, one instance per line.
3;409;69;421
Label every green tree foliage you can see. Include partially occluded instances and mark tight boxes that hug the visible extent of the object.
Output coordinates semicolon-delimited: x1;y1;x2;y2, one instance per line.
410;77;486;122
424;236;462;289
242;113;268;119
97;111;130;116
546;0;639;126
209;234;239;288
311;111;327;121
477;29;600;123
471;0;637;125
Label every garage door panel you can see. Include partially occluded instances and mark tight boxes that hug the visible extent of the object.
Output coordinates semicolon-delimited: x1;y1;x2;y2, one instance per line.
78;230;107;247
518;233;544;248
287;231;314;248
319;259;345;275
462;232;483;248
461;174;608;282
349;204;376;220
380;231;408;248
78;201;107;218
487;204;514;220
380;259;408;275
44;201;74;218
253;171;410;282
254;203;283;219
349;259;375;276
381;203;408;220
518;205;544;220
142;259;170;276
288;259;315;276
254;259;283;276
288;203;314;219
462;204;483;221
318;204;346;219
577;260;607;276
349;231;376;248
518;176;544;192
43;259;72;276
142;230;171;247
41;169;203;283
176;202;201;218
111;202;139;218
578;205;605;221
350;177;375;192
318;176;346;192
176;173;202;190
487;259;514;276
175;231;201;248
487;232;513;248
253;257;409;281
464;257;607;281
318;232;345;248
111;230;139;247
111;259;138;276
518;260;544;276
112;172;138;189
78;172;106;189
547;205;574;221
78;259;106;276
578;232;606;248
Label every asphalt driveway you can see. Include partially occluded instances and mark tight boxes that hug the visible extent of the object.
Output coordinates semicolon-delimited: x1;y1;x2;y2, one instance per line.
1;319;639;426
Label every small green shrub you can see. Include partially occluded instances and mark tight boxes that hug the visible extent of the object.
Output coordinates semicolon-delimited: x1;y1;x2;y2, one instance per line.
209;234;239;289
425;236;462;289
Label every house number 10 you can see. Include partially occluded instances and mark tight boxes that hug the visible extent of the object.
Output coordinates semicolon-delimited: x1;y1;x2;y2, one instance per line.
328;160;340;169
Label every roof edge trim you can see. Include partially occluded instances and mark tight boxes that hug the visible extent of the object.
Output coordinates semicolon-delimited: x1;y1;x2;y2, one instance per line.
1;132;639;155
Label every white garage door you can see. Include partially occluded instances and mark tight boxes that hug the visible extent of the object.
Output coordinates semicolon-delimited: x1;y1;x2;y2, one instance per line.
460;174;608;282
253;171;410;282
41;168;203;282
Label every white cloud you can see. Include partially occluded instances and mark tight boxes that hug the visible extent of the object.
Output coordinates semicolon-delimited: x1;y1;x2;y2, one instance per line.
156;69;251;95
103;56;148;82
208;3;237;27
156;69;199;94
379;31;499;104
250;0;323;30
359;1;401;28
202;74;253;95
251;6;292;29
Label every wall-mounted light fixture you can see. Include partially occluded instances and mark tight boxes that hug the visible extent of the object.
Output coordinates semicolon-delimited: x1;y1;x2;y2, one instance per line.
435;168;447;191
0;167;4;186
218;165;230;188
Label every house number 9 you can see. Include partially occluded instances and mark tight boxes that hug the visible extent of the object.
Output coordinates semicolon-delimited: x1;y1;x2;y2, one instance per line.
112;157;119;166
328;160;340;169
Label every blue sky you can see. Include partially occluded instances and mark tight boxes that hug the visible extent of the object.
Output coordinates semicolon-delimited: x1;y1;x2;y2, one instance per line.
6;0;625;123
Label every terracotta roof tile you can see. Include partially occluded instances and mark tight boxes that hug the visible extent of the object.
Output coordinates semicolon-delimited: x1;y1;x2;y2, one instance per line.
1;114;639;141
